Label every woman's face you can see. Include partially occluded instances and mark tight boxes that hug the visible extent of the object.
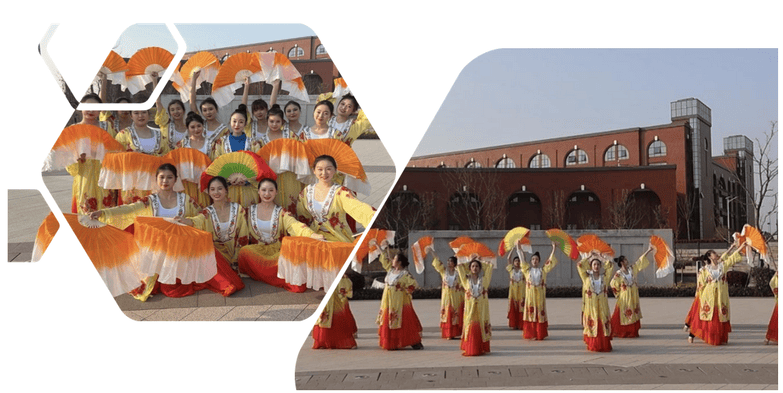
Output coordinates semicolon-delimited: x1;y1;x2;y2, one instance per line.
531;255;540;268
620;258;629;269
392;255;401;269
708;251;719;264
268;115;284;132
253;107;267;121
337;99;356;117
285;105;300;122
447;259;457;270
208;180;227;202
513;257;521;268
188;121;204;138
313;104;331;125
169;102;185;120
201;103;217;121
81;98;100;122
132;110;149;127
591;259;601;272
314;159;336;184
157;169;176;191
470;261;481;275
230;113;246;134
258;181;277;203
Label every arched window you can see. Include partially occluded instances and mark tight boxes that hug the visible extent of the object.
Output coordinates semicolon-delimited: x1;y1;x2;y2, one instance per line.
496;157;515;168
604;144;629;161
315;44;327;55
565;149;588;166
529;153;551;168
648;140;667;157
288;46;305;58
465;161;482;168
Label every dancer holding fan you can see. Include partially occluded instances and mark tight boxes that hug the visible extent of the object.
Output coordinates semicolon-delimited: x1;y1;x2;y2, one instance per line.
506;251;525;330
312;274;358;349
376;241;423;350
609;246;653;338
457;255;493;356
151;72;188;150
241;76;280;141
236;177;324;292
189;70;226;148
431;248;464;340
176;112;211;155
283;101;305;137
301;101;340;141
518;242;558;340
576;251;614;352
212;105;254;157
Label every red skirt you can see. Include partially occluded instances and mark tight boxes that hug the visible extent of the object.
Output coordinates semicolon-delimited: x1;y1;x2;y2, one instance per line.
378;304;423;350
312;303;358;349
237;247;306;293
611;306;640;338
690;308;732;346
523;320;548;340
684;295;700;326
508;300;524;330
584;322;612;352
461;321;490;356
766;304;777;342
131;249;244;298
441;305;464;338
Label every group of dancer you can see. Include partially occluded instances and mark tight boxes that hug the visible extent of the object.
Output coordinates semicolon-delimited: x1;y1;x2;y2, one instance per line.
63;74;375;301
312;235;777;356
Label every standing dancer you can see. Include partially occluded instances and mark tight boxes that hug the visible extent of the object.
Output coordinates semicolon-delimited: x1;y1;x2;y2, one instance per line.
457;258;492;356
577;253;614;352
376;243;423;350
519;243;558;340
432;251;464;339
312;275;358;349
609;247;653;338
506;252;525;330
766;272;778;344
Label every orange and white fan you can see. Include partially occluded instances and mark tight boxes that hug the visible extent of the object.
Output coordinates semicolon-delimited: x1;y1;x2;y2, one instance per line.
278;236;356;291
352;229;395;272
211;52;263;108
498;227;532;256
93;50;129;93
125;47;174;94
32;212;60;262
43;124;126;171
449;236;475;253
410;236;434;275
133;216;217;285
257;52;309;102
577;234;615;260
97;152;184;192
649;236;675;278
332;77;350;100
305;139;370;196
163;148;212;185
63;213;145;297
176;51;221;102
456;242;497;268
735;224;773;265
257;139;314;181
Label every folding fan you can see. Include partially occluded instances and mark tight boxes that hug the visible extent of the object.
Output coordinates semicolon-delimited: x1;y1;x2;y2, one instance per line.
200;151;276;191
93;50;129;92
304;139;370;195
97;152;181;192
737;224;773;265
211;52;263;107
455;242;497;267
333;77;350;100
577;234;615;259
176;51;221;102
498;227;531;256
257;139;314;181
410;236;434;275
125;47;174;77
32;212;60;262
546;228;580;260
449;236;475;253
43;124;126;171
257;52;309;102
351;229;395;273
63;213;145;296
163;148;212;184
649;235;674;278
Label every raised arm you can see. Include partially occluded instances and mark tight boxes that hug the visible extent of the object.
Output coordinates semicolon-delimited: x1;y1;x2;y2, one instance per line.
543;242;559;273
98;71;109;103
241;76;250;107
633;245;653;274
189;69;201;113
269;79;281;108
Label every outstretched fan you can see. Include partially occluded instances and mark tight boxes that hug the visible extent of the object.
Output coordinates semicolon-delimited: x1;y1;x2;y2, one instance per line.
163;148;212;184
97;152;183;192
577;234;615;259
257;139;314;181
410;236;434;275
455;242;497;267
176;51;221;102
546;229;579;260
498;227;531;256
200;151;276;191
126;47;174;77
649;235;674;278
94;50;129;92
736;224;773;266
43;124;125;171
449;236;475;253
333;77;350;100
305;139;370;195
211;52;263;107
352;229;395;273
257;52;309;102
62;213;145;297
32;212;60;262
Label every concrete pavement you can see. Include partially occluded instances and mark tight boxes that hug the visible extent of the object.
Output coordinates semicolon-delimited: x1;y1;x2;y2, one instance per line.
295;297;778;389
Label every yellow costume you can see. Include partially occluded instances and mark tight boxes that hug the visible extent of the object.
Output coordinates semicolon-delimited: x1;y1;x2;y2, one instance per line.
506;264;525;329
295;184;375;242
188;203;249;264
577;258;614;351
312;276;358;349
521;255;558;339
376;252;422;350
154;109;187;151
252;130;305;212
610;255;650;337
457;262;492;356
433;257;464;338
114;125;169;204
66;121;116;214
688;250;742;345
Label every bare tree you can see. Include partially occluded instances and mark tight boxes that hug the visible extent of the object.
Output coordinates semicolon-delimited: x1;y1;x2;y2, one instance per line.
677;192;698;240
440;168;506;230
543;190;566;229
375;190;438;251
608;189;643;229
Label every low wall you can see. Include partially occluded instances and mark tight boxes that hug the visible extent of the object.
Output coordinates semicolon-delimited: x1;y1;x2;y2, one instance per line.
407;229;675;289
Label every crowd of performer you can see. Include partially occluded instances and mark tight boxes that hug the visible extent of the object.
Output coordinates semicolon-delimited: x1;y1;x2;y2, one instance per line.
53;72;375;301
312;234;778;356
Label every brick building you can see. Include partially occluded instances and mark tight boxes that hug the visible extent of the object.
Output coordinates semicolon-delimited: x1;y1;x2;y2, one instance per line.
402;98;754;241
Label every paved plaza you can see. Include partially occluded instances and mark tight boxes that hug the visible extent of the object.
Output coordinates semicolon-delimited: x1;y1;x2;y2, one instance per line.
10;139;395;321
295;297;778;389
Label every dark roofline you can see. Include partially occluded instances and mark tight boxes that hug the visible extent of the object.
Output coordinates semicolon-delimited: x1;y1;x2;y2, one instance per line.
402;164;678;174
185;36;318;55
411;120;690;160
